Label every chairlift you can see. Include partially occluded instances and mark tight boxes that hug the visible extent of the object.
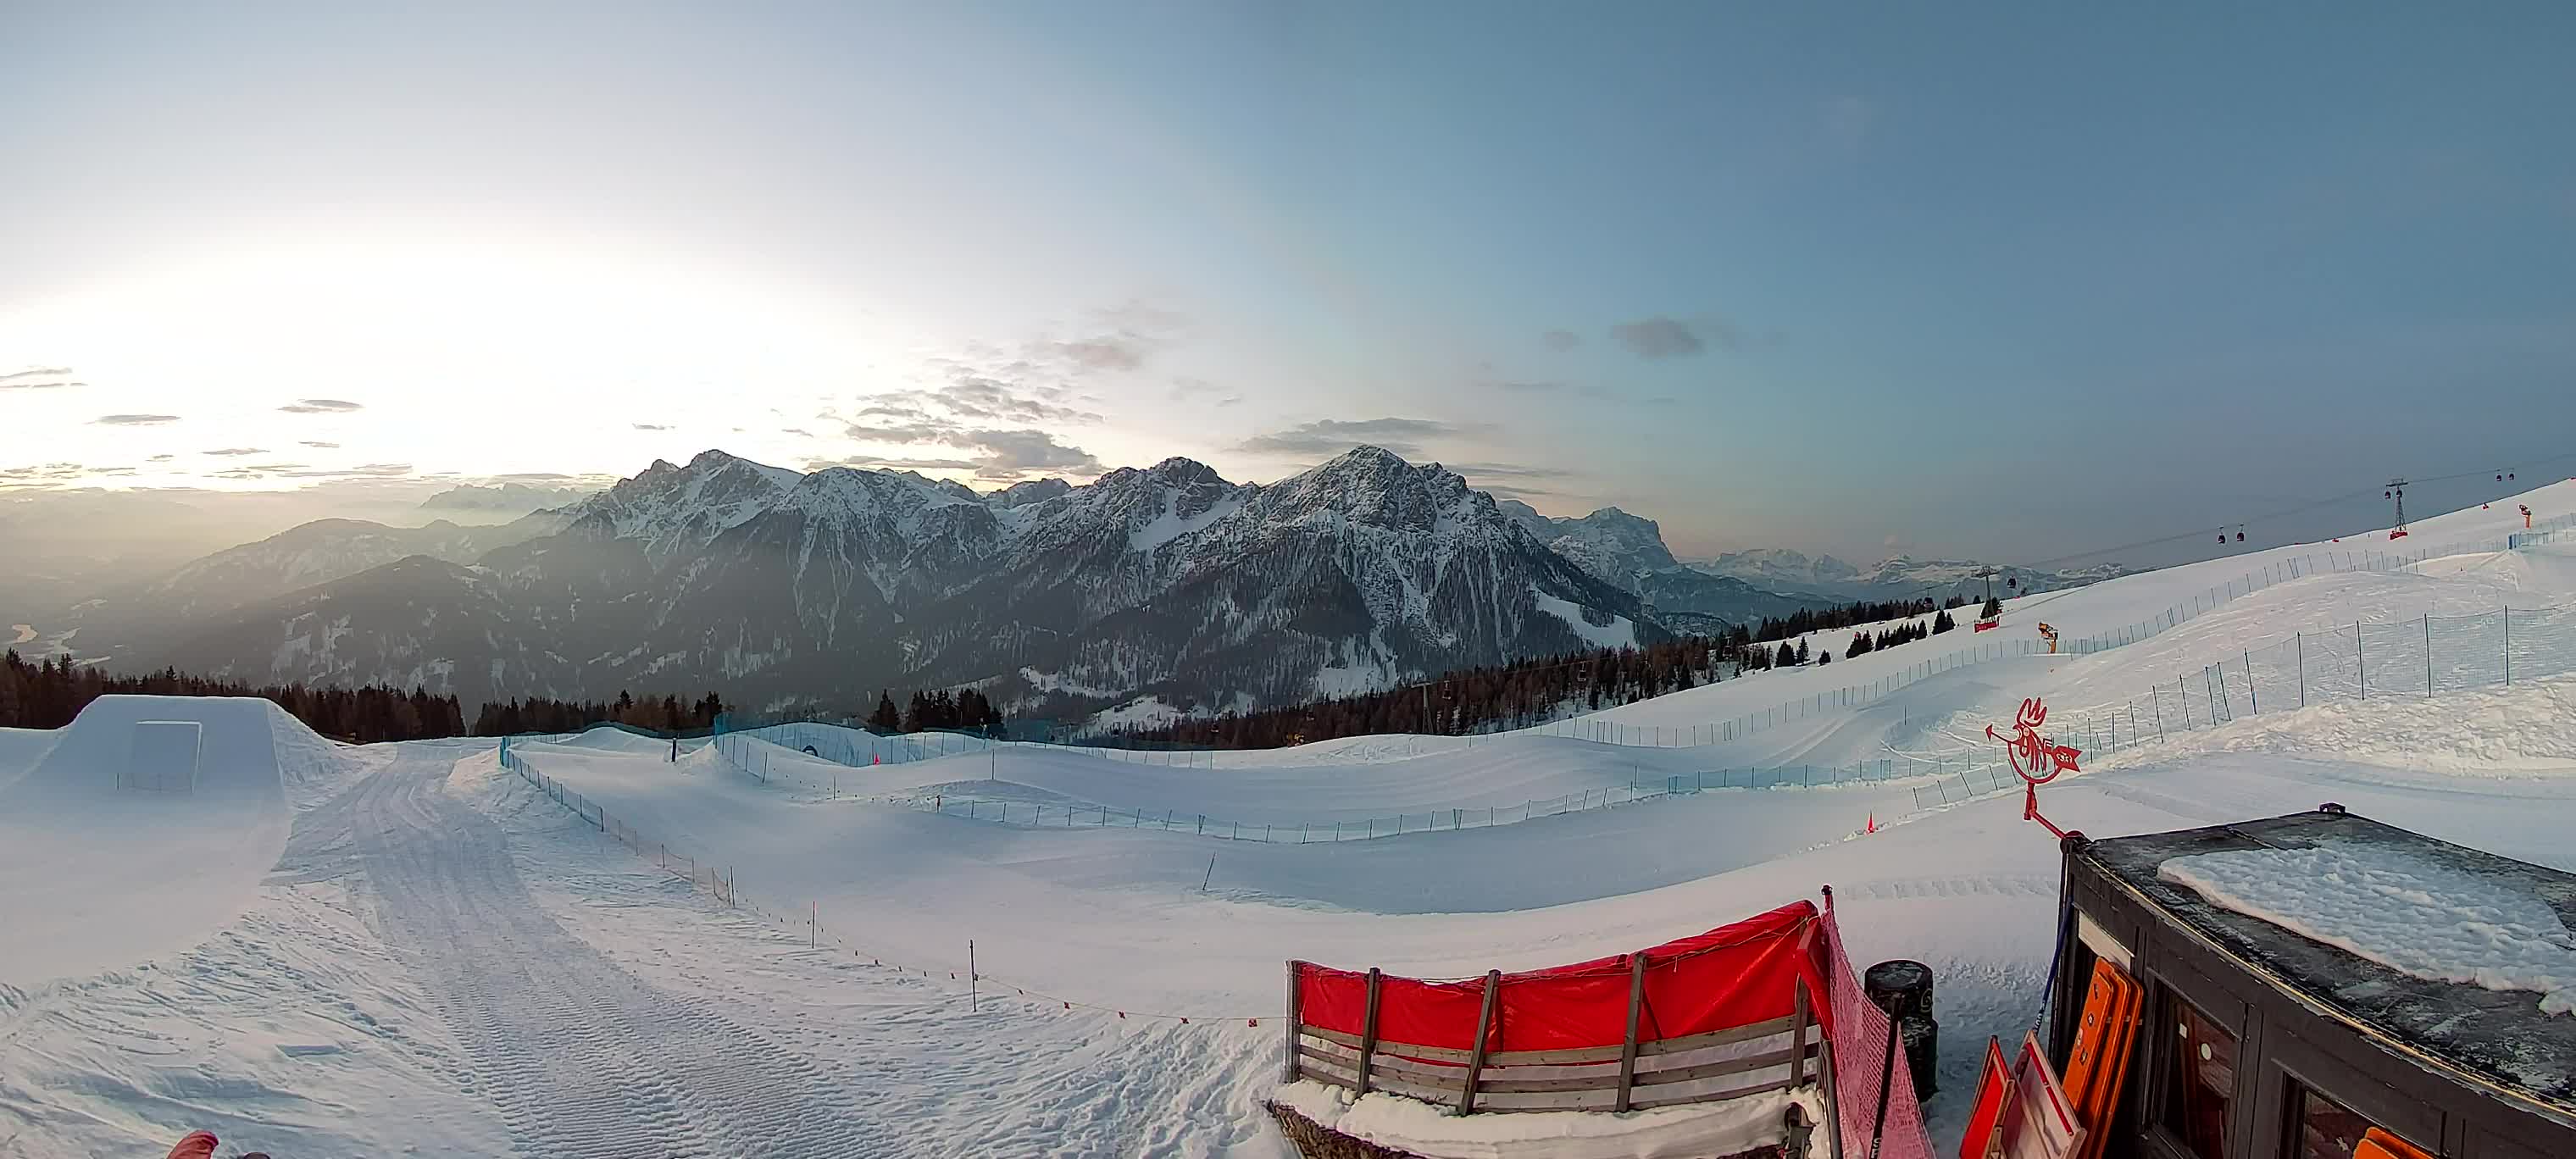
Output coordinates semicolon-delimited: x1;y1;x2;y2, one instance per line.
2235;524;2246;542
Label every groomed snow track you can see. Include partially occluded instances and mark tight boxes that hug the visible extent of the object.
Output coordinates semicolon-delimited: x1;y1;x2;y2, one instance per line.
341;750;884;1158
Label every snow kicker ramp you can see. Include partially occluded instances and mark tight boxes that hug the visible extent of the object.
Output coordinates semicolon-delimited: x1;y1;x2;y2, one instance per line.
0;696;315;985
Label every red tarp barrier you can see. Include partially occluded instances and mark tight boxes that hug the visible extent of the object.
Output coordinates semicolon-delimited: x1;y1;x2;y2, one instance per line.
1296;901;1826;1053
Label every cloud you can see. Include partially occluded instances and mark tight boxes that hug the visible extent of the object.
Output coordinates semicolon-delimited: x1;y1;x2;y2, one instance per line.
935;377;1100;424
200;446;269;457
300;440;340;448
804;454;984;473
0;366;82;390
631;423;672;431
276;398;364;413
1490;380;1566;394
147;453;175;462
1237;417;1478;458
781;427;813;438
1541;330;1582;351
93;413;180;426
1610;317;1711;359
962;429;1102;479
209;462;411;480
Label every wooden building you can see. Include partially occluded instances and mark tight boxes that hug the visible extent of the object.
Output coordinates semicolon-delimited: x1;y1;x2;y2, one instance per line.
2047;807;2576;1159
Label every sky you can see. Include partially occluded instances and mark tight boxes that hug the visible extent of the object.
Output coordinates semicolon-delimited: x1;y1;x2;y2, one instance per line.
5;1;2573;565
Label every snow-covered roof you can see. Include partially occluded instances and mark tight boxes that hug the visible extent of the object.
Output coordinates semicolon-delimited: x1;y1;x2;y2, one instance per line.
2082;809;2576;1112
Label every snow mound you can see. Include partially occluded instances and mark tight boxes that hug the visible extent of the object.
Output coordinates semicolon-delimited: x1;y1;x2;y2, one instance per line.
2159;841;2576;1015
0;696;341;986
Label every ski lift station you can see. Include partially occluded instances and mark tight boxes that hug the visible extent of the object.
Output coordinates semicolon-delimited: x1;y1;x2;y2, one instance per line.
2041;807;2576;1159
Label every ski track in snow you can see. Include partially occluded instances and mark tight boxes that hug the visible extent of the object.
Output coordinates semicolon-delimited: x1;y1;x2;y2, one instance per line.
341;751;887;1157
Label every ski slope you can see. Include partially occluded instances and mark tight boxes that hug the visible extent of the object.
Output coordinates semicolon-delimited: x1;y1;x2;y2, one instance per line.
6;480;2576;1157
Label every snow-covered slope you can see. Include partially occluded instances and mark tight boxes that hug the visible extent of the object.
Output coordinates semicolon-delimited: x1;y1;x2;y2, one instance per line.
12;480;2576;1156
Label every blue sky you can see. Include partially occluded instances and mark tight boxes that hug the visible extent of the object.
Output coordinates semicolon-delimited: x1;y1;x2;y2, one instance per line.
4;2;2572;564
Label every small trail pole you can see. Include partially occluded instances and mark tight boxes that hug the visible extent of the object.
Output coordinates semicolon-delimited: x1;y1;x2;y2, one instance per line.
2505;606;2513;684
969;940;979;1011
2357;623;2367;698
2296;633;2307;707
2425;614;2434;695
1202;855;1216;892
2246;650;2258;713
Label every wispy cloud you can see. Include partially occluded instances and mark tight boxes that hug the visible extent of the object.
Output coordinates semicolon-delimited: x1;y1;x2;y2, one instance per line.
93;413;180;426
0;366;82;390
276;398;364;413
200;446;269;457
300;440;340;448
1541;330;1582;352
631;423;672;431
1237;417;1478;458
1610;316;1714;359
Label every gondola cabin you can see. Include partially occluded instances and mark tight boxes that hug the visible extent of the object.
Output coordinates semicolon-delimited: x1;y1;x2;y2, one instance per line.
2044;807;2576;1159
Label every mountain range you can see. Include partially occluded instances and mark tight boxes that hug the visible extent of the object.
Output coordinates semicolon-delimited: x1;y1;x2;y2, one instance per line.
23;447;2129;720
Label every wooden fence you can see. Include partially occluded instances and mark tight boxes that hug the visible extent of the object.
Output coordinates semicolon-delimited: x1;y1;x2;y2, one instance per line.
1284;959;1829;1115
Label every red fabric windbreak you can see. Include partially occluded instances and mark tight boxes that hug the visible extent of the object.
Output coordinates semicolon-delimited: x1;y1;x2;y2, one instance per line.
1296;900;1825;1053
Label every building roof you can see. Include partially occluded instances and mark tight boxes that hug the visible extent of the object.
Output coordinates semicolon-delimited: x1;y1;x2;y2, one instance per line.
2079;808;2576;1115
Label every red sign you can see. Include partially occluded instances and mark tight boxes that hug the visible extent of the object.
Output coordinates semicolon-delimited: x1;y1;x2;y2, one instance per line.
1987;698;2083;840
1974;618;2000;632
1987;697;2081;783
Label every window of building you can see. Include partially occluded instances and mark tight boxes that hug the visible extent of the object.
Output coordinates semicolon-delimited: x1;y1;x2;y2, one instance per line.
2285;1083;2379;1159
2162;990;2237;1158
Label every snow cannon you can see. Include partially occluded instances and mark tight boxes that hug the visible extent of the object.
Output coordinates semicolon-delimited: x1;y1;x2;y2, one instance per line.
1271;891;1935;1159
1960;807;2576;1158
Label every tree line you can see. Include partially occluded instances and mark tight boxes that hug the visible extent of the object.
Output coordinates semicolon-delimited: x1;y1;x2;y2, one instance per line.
863;687;1006;734
1121;636;1734;749
470;690;728;737
1124;591;2001;748
1;650;467;741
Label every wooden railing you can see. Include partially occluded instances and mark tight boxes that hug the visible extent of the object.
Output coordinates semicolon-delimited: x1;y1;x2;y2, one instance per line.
1284;960;1828;1115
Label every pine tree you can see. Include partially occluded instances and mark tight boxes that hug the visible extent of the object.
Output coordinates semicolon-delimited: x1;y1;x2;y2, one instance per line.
1981;596;2003;618
869;690;901;733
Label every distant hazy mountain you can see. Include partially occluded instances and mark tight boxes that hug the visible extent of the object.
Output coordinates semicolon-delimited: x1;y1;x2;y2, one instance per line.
1499;501;1821;629
1692;550;2129;603
418;482;597;517
148;447;1663;715
38;513;569;663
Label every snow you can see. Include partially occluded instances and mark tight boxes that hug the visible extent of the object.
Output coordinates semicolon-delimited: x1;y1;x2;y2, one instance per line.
1533;585;1639;649
2159;842;2576;1015
1130;490;1248;552
0;696;330;988
1271;1079;1824;1159
9;481;2576;1155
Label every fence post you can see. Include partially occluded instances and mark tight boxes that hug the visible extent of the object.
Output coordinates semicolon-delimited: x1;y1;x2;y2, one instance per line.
1459;969;1502;1114
1789;974;1812;1088
2424;614;2433;696
2357;623;2367;698
2296;632;2306;707
1615;951;1651;1112
1284;962;1305;1083
2246;650;2257;714
2180;677;2191;729
2505;606;2512;685
1356;968;1383;1095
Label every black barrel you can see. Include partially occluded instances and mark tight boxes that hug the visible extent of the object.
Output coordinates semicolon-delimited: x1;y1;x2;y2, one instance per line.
1898;1014;1940;1099
1865;959;1935;1021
